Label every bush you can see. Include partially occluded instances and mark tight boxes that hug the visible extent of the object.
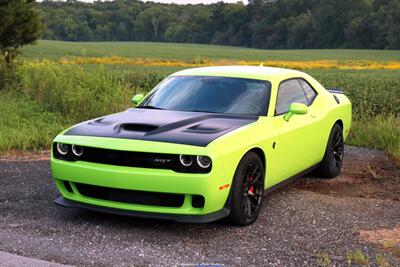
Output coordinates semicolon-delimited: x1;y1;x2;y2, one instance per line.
348;114;400;159
0;91;65;151
310;70;400;116
14;61;167;122
15;61;131;121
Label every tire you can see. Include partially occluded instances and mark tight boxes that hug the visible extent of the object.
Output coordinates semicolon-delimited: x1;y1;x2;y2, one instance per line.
227;152;265;226
314;123;344;178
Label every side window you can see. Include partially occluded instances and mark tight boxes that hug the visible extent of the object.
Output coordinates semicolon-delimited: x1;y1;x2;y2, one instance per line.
275;79;308;115
298;79;317;104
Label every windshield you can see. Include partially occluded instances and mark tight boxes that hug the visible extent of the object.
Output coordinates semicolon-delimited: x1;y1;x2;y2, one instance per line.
137;76;271;116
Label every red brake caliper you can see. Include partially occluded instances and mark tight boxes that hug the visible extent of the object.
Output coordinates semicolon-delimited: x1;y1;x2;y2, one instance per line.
249;176;254;196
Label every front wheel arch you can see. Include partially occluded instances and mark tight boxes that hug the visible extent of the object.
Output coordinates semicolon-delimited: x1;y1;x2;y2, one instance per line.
247;147;266;172
225;150;266;226
335;119;343;130
227;147;266;194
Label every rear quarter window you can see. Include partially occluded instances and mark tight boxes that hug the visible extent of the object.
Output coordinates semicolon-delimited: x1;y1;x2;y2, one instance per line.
298;79;317;104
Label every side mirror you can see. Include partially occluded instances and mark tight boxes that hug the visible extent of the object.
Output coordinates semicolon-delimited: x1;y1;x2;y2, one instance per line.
132;94;144;105
283;103;308;121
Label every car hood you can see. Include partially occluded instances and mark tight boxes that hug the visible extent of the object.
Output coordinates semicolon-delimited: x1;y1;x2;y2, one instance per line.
64;108;258;147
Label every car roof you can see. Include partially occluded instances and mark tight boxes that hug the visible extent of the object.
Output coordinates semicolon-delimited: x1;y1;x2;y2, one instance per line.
170;66;305;81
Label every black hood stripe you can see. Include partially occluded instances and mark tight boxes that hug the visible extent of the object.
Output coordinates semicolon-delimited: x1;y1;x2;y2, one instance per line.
65;109;258;147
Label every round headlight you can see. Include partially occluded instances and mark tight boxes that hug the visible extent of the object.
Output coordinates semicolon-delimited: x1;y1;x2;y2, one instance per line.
72;145;83;157
179;155;193;166
56;143;69;155
197;156;211;168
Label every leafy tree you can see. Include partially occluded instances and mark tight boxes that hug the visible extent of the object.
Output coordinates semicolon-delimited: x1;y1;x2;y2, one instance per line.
136;6;172;41
0;0;43;89
0;0;43;62
386;0;400;49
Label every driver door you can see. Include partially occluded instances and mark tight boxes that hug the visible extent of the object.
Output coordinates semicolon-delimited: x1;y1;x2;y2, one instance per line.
269;78;320;185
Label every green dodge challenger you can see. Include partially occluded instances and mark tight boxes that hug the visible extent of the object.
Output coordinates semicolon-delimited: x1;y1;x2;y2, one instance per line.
51;66;351;225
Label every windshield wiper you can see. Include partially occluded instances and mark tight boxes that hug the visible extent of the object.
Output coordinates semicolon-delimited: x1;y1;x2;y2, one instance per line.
136;105;164;110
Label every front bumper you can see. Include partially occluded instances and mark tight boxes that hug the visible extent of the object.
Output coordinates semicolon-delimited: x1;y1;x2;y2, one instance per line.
50;136;232;222
55;197;230;223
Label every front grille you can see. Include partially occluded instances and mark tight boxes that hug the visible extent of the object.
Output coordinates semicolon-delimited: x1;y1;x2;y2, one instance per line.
53;145;211;173
75;183;185;208
79;147;177;170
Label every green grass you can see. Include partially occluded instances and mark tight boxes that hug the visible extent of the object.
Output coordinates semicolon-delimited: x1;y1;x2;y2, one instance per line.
16;62;133;122
349;115;400;159
0;91;65;151
22;40;400;61
346;249;370;266
0;62;161;154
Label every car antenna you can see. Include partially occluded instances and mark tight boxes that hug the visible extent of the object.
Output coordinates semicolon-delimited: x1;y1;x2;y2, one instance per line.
259;62;264;67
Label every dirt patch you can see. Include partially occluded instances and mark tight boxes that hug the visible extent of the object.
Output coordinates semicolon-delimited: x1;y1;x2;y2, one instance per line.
294;146;400;201
0;150;50;161
360;227;400;255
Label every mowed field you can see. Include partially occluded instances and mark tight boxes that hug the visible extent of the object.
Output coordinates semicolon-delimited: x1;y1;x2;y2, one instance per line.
1;40;399;158
22;40;400;61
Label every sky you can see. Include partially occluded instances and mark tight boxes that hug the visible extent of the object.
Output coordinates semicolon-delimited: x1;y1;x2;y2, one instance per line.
145;0;247;3
58;0;249;4
147;0;247;4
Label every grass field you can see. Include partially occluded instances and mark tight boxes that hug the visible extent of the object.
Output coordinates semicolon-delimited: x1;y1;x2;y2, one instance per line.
1;40;399;159
22;40;400;62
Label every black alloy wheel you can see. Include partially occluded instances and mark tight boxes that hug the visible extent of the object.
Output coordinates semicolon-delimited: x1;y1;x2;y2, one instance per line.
314;123;344;178
227;152;265;226
242;161;264;218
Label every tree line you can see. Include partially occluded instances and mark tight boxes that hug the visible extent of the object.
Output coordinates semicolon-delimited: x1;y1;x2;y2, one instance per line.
33;0;400;49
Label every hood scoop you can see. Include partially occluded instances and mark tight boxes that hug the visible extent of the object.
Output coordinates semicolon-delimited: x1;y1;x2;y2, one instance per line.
89;117;114;126
119;123;159;133
184;123;226;134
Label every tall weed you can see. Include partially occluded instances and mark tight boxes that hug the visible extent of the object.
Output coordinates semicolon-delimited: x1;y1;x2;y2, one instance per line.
15;61;133;121
0;91;65;151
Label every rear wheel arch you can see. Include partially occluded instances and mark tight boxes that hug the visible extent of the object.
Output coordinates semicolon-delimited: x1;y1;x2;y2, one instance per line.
315;122;345;178
322;119;344;151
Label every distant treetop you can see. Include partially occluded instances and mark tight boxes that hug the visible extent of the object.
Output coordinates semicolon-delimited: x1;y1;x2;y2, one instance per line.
38;0;400;49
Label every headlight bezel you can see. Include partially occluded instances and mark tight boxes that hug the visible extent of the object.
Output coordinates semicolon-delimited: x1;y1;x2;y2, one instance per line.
71;145;84;157
56;143;70;156
179;154;193;167
196;155;212;169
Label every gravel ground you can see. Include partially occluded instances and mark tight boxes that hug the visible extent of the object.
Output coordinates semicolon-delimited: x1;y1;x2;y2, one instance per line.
0;146;399;266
